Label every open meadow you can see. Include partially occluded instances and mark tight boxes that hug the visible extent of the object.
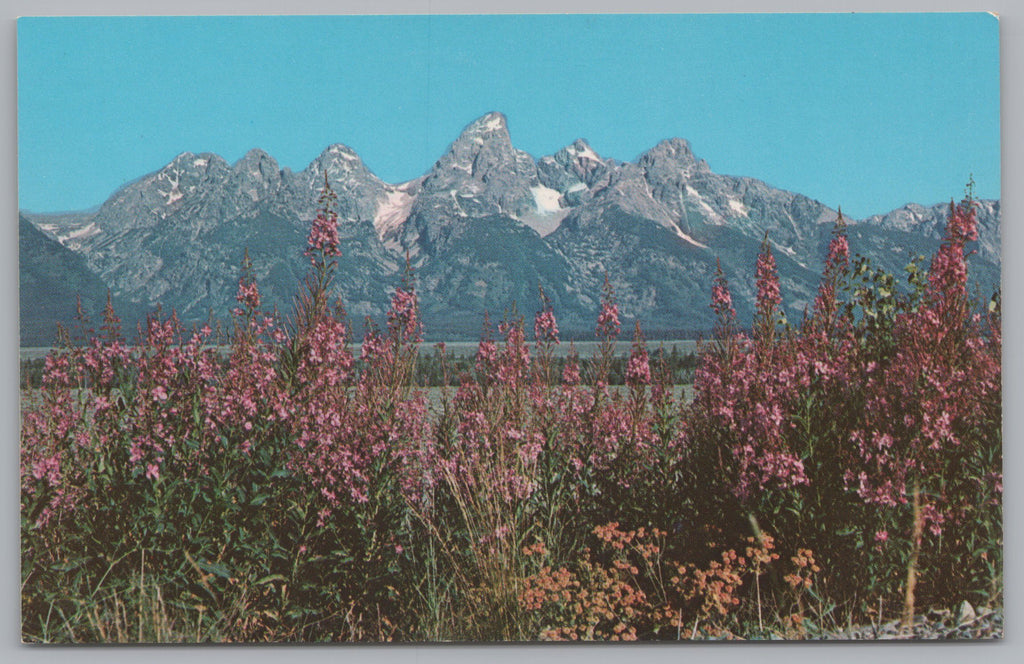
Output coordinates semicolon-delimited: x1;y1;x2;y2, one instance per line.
18;179;1002;643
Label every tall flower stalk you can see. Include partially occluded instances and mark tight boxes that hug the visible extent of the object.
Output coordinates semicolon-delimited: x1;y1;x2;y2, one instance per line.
293;171;343;343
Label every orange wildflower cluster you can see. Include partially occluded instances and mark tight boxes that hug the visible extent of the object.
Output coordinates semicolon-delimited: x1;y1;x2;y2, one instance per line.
520;524;799;640
783;548;820;591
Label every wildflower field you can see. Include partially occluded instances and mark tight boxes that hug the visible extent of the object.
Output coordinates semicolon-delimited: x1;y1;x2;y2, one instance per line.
20;182;1002;642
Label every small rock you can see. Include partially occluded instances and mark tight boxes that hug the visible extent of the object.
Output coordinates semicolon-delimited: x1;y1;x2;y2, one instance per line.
958;600;977;624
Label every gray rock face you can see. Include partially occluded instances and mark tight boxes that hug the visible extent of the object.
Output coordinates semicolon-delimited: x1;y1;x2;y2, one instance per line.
400;112;546;253
537;138;613;206
21;112;1002;345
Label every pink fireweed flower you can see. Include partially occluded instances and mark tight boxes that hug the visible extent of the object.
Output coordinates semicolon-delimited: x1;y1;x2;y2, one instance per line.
534;286;560;345
755;240;782;310
926;198;978;325
475;338;498;377
710;258;736;324
596;301;620;340
754;235;783;344
752;235;785;348
388;287;422;343
626;353;651;386
920;503;947;537
42;353;74;390
534;308;559;345
596;275;621;340
712;281;733;314
562;349;581;385
235;277;261;311
874;530;888;543
496;319;531;389
626;327;651;387
811;215;850;329
946;197;979;245
31;454;61;482
361;330;389;362
305;174;342;265
826;233;850;271
304;210;341;263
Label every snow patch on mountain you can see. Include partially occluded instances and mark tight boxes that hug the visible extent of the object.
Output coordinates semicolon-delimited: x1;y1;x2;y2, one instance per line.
507;186;570;236
672;224;708;249
482;114;505;133
374;187;416;240
531;185;563;214
728;198;748;216
66;221;101;242
157;167;184;205
327;144;359;161
566;141;601;163
35;219;103;250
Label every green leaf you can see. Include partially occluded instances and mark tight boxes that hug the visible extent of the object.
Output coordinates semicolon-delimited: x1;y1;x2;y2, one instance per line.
198;560;231;579
53;558;85;573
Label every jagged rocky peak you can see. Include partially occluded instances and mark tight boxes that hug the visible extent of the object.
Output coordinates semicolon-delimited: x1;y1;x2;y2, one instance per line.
295;143;388;223
167;150;228;170
225;148;283;204
563;138;603;163
232;148;281;185
155;150;230;187
396;112;548;251
538;138;611;203
638;138;710;178
461;111;512;143
306;143;377;180
233;147;279;173
544;138;606;175
324;142;361;160
422;111;532;190
303;143;383;191
635;138;716;231
113;151;227;212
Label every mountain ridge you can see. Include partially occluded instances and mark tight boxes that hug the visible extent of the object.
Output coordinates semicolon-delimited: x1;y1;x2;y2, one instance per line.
20;112;1001;346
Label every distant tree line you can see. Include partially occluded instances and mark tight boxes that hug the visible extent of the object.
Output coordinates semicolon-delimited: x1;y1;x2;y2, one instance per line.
20;345;697;390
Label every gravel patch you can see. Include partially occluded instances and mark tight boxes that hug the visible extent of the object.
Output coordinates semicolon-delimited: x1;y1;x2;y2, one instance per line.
814;602;1002;640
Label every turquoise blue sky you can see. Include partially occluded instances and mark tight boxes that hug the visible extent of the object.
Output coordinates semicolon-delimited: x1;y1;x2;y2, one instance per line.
18;13;1000;218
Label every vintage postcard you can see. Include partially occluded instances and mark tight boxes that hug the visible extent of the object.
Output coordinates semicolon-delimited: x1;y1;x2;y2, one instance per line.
18;13;1001;642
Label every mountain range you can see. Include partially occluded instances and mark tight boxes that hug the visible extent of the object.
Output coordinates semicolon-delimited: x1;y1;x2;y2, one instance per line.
20;112;1001;346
